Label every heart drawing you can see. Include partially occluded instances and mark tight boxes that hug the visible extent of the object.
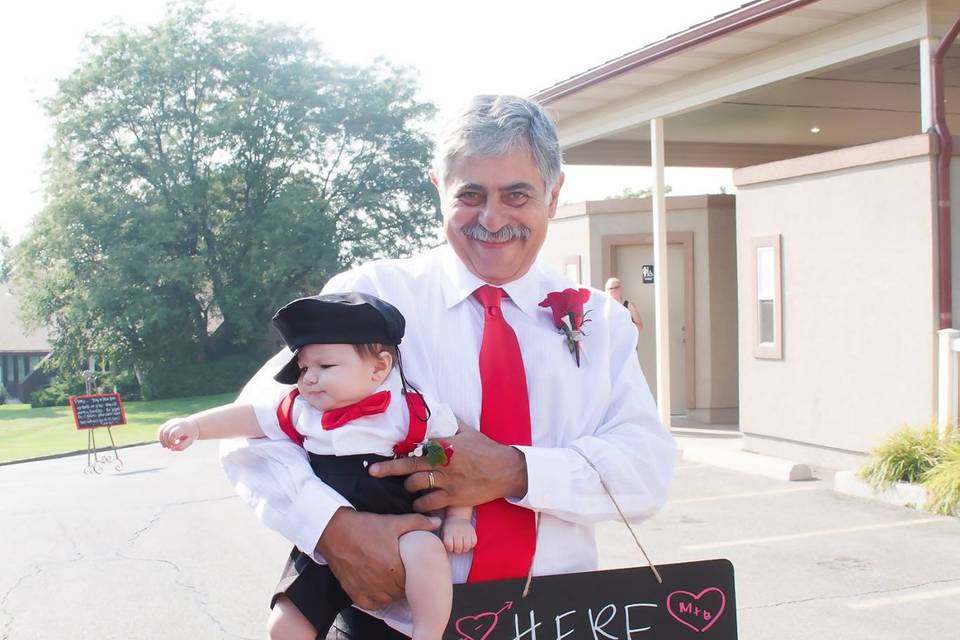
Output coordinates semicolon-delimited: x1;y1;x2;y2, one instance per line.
666;587;726;633
454;601;513;640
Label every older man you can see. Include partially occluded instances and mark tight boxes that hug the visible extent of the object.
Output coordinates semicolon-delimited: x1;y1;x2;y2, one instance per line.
223;95;676;639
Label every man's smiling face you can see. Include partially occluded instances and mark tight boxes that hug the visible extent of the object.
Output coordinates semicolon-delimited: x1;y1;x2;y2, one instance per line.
433;147;564;285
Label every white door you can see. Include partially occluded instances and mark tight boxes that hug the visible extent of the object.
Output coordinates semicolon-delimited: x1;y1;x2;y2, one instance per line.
614;243;687;414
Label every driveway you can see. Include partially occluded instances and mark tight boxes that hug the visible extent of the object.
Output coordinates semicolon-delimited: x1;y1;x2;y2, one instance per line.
1;434;958;639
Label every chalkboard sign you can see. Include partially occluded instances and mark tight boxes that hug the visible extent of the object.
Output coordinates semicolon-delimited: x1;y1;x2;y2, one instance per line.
69;393;127;430
446;559;736;639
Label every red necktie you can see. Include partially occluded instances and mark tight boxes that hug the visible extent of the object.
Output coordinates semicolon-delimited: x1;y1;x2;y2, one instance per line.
467;285;537;582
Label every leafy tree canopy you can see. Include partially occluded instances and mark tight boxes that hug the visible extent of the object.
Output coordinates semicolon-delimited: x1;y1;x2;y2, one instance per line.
14;1;440;378
604;185;672;200
0;231;10;282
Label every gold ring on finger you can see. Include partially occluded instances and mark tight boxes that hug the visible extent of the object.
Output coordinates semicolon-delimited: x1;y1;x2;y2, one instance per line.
427;470;436;490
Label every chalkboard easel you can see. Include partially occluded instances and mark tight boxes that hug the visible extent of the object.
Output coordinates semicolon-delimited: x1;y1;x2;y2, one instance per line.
70;382;127;474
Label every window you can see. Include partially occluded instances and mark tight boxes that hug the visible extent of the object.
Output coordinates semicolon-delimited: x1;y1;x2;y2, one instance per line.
753;235;782;359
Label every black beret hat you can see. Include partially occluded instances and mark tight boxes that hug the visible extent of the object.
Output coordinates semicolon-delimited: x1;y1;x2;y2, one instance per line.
272;292;405;384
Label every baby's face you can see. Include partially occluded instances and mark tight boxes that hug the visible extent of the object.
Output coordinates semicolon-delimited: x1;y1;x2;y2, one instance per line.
296;343;383;411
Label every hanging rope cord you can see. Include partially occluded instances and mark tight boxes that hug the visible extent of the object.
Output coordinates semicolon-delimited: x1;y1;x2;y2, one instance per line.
571;446;662;584
521;447;663;597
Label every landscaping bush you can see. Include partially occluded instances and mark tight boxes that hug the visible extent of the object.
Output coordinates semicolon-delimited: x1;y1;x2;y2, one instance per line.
858;425;945;489
30;372;86;407
30;369;143;407
922;441;960;516
28;353;266;406
859;423;960;517
98;370;142;401
140;354;263;400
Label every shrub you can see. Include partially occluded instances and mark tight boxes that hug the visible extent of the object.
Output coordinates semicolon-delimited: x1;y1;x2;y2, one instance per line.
0;384;6;405
858;425;945;489
30;372;86;408
98;370;142;401
30;368;144;407
922;441;960;516
140;354;263;400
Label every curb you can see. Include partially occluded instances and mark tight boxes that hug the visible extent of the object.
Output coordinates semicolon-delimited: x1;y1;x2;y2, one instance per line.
0;440;158;467
679;442;813;481
833;470;928;510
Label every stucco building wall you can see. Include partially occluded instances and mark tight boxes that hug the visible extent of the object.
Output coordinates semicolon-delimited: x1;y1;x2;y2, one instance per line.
537;213;591;284
734;137;939;468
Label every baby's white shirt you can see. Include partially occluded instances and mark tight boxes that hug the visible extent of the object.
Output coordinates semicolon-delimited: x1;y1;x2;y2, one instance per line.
250;369;458;456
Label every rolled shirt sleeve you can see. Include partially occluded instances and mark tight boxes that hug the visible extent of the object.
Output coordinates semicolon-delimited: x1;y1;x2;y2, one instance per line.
220;436;351;555
509;304;677;525
219;349;351;557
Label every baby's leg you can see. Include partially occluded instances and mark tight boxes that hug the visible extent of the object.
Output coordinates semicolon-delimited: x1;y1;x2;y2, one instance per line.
267;595;318;640
399;530;453;640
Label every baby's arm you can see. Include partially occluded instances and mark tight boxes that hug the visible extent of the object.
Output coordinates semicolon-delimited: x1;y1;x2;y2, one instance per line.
158;404;264;451
442;504;476;554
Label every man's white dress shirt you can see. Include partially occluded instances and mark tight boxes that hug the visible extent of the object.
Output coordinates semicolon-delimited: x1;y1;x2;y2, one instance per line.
221;244;676;626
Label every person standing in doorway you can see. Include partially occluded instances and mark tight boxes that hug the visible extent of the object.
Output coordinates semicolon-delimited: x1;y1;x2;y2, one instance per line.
605;277;644;331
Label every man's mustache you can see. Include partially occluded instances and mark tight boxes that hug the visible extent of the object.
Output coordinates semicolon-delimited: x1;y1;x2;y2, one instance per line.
461;223;531;242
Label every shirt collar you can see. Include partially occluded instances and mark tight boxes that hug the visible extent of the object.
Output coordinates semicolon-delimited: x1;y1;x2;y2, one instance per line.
438;244;543;318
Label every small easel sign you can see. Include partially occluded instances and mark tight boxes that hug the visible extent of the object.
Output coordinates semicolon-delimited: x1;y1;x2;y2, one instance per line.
69;392;127;474
446;559;736;639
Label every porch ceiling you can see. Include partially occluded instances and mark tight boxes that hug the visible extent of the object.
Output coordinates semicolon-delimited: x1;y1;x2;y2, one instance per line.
536;0;960;168
564;46;960;167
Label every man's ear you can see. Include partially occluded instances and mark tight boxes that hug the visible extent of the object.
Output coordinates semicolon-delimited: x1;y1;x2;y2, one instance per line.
547;172;565;220
371;351;394;384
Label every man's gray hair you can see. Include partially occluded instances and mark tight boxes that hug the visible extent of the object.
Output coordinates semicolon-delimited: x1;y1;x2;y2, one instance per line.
433;95;563;193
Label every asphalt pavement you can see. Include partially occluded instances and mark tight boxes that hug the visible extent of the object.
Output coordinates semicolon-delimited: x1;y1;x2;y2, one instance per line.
1;431;958;639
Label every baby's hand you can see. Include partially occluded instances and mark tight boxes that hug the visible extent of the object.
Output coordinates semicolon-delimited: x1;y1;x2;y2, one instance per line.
157;418;199;451
442;516;477;554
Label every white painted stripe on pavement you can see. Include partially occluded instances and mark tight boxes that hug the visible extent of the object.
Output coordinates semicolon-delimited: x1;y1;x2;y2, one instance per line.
847;586;960;609
685;518;944;551
670;487;819;504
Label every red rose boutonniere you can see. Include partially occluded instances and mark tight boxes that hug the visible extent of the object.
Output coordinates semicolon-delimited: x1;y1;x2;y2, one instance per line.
539;288;592;366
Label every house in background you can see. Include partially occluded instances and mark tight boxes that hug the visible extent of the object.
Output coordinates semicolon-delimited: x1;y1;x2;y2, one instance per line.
0;287;51;402
535;0;960;469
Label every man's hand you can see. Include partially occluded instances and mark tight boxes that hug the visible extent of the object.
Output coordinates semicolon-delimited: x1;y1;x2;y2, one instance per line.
368;429;528;512
315;508;441;610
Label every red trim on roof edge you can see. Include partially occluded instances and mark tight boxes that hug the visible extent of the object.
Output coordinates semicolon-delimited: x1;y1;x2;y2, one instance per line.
533;0;822;104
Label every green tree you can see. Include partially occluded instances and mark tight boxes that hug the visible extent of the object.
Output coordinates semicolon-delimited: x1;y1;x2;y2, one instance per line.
604;184;673;200
0;231;10;282
15;1;439;386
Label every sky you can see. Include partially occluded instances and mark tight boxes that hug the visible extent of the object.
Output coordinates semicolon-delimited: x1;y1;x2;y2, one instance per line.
0;0;743;242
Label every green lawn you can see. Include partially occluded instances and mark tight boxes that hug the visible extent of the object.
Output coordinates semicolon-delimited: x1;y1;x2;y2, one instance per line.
0;393;235;464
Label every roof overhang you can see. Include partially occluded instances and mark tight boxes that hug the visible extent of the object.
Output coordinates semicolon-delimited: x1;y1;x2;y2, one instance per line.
535;0;824;105
534;0;960;167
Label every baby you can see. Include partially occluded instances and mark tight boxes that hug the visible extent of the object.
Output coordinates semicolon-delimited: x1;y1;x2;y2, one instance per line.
158;292;475;640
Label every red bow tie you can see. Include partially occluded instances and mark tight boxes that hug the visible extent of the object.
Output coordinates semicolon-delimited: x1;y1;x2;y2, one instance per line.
321;390;392;430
